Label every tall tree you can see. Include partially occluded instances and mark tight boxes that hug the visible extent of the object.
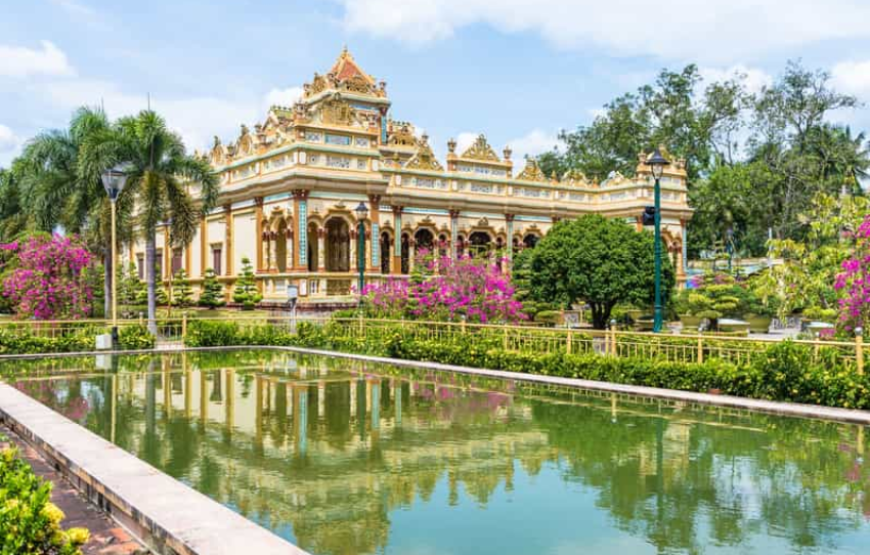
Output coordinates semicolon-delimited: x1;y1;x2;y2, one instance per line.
13;107;131;315
528;215;674;329
83;110;219;334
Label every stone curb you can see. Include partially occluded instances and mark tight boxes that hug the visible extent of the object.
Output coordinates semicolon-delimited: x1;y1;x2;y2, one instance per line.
0;383;309;555
274;346;870;425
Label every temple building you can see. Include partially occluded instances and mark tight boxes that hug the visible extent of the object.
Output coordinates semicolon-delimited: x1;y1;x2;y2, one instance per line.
125;48;692;308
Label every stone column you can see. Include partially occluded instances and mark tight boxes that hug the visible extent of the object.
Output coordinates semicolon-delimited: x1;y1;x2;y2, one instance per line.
224;203;234;277
368;194;381;273
267;232;277;272
392;206;403;274
317;227;326;272
449;209;460;259
292;190;309;270
505;213;515;265
254;197;264;271
350;229;358;275
199;219;208;276
409;239;416;272
286;227;294;271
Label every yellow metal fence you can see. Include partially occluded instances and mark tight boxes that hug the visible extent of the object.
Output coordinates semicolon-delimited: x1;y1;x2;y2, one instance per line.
0;315;863;373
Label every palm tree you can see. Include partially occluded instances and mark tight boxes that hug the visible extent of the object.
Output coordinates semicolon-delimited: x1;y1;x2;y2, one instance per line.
84;110;219;334
13;107;129;316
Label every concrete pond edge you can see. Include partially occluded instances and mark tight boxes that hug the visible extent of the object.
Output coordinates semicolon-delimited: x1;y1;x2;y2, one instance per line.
0;383;309;555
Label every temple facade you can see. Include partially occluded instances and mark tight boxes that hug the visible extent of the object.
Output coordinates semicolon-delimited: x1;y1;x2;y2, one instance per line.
125;48;692;308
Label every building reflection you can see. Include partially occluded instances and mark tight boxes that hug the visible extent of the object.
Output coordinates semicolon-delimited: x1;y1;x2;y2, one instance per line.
13;351;870;555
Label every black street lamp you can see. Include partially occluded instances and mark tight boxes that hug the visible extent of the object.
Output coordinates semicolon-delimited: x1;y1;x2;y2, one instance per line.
101;165;130;349
645;146;669;333
355;202;368;306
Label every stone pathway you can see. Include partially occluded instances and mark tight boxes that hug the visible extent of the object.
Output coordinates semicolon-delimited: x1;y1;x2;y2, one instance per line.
0;426;149;555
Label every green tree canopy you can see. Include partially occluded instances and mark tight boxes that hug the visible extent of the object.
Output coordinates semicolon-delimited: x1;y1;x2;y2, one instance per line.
528;215;674;329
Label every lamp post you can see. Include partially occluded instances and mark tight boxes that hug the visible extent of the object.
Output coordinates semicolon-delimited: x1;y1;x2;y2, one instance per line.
101;165;129;349
645;147;669;333
355;202;368;307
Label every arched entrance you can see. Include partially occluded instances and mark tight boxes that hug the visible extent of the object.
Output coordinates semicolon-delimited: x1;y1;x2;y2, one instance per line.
523;233;539;249
325;218;350;272
468;231;492;257
414;228;435;257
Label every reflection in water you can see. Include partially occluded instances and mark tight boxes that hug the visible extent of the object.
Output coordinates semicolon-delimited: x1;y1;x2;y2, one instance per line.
10;350;870;555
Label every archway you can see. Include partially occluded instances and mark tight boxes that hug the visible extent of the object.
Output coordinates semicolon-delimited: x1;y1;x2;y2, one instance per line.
307;222;319;272
438;233;448;259
468;231;492;257
325;218;350;272
380;231;392;274
523;233;539;249
414;228;435;257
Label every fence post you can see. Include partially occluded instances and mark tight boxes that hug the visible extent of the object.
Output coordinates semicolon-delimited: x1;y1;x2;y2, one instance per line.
610;319;617;357
857;327;864;376
460;316;467;335
566;330;573;354
697;335;704;364
182;313;187;340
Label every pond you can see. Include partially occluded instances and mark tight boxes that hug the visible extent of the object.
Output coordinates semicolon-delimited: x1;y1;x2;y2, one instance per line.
6;350;870;554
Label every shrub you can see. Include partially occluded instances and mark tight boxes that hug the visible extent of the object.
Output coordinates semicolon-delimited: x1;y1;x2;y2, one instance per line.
118;324;155;350
0;446;89;555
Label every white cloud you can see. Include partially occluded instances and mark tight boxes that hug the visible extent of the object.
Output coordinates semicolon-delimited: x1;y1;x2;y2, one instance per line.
832;60;870;98
35;79;277;154
0;125;20;153
699;65;772;95
264;86;303;109
454;132;478;154
507;129;559;163
335;0;870;62
0;41;75;78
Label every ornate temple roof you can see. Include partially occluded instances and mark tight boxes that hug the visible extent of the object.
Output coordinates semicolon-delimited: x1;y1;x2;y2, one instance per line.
329;46;376;85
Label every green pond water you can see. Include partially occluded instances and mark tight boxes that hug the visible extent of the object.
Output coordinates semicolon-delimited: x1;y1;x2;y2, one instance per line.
7;350;870;554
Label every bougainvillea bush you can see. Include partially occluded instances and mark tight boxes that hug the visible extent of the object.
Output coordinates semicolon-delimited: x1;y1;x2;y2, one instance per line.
835;215;870;333
360;251;524;323
0;234;96;320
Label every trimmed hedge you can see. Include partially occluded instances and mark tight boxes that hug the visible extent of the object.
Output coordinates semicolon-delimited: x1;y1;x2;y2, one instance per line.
181;320;870;410
0;324;154;354
0;446;89;554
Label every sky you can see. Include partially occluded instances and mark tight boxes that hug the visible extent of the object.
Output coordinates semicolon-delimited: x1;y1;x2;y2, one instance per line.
1;0;869;168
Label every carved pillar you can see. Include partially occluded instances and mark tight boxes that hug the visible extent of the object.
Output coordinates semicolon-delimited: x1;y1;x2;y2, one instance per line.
224;203;234;276
350;228;358;275
409;239;416;272
199;219;207;277
505;213;515;265
368;195;381;273
292;222;295;269
261;231;270;271
317;227;326;272
392;206;403;274
254;197;264;271
449;209;460;260
293;190;309;270
267;232;277;272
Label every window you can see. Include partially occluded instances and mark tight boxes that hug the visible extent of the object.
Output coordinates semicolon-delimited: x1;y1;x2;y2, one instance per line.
171;248;183;276
136;254;145;280
212;245;222;276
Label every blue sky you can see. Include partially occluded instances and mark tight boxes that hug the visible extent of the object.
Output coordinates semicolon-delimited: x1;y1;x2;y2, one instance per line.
1;0;870;167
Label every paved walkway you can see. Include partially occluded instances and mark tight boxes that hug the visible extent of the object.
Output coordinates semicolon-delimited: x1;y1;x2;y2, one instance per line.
0;426;149;555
